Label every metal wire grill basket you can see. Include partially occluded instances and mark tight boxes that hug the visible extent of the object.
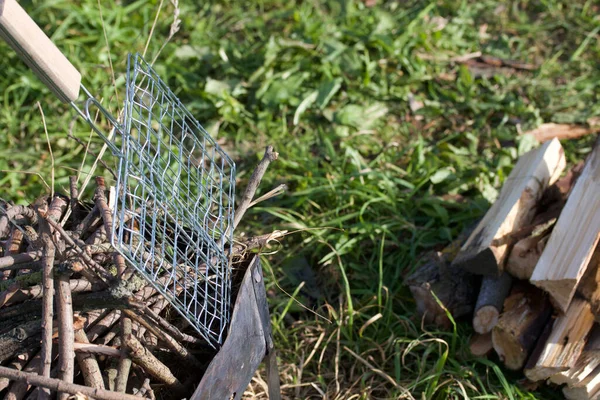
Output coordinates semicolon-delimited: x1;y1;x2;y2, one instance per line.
111;54;236;347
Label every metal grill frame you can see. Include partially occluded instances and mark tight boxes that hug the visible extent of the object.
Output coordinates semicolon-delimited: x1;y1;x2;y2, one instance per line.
110;53;236;347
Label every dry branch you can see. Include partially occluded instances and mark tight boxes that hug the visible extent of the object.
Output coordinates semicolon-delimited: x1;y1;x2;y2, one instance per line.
56;274;75;400
0;365;145;400
74;329;105;390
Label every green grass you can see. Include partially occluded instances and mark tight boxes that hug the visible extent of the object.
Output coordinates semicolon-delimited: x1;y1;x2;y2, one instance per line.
2;0;599;398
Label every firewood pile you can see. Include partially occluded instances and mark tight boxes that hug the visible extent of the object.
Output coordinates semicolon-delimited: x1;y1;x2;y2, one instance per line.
407;136;600;400
0;148;282;400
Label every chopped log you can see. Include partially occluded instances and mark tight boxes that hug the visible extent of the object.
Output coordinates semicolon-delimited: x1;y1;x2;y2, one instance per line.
0;320;42;363
531;141;600;311
453;138;565;275
0;365;145;400
473;272;512;334
577;244;600;318
469;333;494;357
524;298;595;381
491;283;552;370
550;325;600;386
524;123;599;143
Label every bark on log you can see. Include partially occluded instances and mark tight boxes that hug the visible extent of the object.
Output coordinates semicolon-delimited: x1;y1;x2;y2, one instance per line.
55;274;75;400
469;333;494;357
124;333;185;392
524;298;595;381
452;139;565;275
406;251;479;328
74;329;105;390
577;244;600;318
473;272;512;334
491;283;552;370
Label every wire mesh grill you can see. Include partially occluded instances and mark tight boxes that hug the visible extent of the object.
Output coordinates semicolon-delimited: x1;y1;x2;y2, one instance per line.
111;54;236;347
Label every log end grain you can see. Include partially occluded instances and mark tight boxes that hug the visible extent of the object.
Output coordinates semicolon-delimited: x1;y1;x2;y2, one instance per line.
469;333;493;357
473;305;500;335
531;278;578;313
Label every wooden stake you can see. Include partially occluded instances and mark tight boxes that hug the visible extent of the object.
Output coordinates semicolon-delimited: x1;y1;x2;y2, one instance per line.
452;138;565;275
491;283;552;370
473;272;512;334
531;140;600;311
524;298;595;381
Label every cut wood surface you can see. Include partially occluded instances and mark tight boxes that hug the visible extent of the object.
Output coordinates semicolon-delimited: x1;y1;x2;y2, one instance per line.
453;138;565;276
531;141;600;312
550;325;600;386
524;298;594;381
469;333;493;357
473;272;512;334
492;283;552;370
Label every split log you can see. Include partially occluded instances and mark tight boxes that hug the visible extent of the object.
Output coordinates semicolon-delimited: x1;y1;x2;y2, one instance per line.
506;233;550;280
524;298;595;381
473;272;512;334
531;141;600;311
0;365;145;400
453;138;565;275
491;283;552;370
563;367;600;400
550;325;600;386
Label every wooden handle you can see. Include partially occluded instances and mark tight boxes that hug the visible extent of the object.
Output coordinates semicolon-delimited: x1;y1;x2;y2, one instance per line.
0;0;81;102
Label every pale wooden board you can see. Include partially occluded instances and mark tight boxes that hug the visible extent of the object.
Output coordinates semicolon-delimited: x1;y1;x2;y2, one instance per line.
0;0;81;102
452;138;565;275
531;141;600;312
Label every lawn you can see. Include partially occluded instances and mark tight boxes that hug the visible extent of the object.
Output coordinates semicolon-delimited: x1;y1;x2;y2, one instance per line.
1;0;599;398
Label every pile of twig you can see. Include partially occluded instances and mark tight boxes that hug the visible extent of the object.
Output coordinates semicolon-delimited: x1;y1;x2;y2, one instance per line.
0;146;283;399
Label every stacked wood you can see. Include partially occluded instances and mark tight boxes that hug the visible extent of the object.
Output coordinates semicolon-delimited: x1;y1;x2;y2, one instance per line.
407;135;600;399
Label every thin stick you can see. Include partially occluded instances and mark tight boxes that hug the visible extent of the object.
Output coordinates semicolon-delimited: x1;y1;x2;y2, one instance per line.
115;317;133;393
0;365;145;400
232;145;279;230
73;342;120;358
55;274;75;400
36;204;54;400
43;217;113;283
